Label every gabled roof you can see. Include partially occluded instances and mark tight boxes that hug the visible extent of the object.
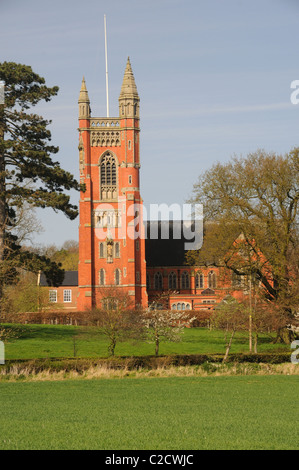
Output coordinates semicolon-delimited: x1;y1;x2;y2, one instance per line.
200;288;216;296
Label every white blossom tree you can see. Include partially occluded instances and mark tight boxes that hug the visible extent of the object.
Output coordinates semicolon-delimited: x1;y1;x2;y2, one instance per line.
142;305;195;356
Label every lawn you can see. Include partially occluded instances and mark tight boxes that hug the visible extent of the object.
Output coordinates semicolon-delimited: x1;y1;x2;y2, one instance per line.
4;324;289;360
0;376;298;450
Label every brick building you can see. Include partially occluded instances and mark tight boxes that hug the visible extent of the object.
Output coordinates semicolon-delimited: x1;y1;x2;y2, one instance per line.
39;58;240;311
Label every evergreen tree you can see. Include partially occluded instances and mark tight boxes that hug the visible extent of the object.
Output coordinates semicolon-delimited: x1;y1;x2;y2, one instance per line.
0;62;80;294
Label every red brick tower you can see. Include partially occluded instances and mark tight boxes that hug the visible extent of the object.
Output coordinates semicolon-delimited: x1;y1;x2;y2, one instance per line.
77;58;148;310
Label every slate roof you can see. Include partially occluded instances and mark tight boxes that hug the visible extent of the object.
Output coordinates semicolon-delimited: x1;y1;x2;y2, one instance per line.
39;271;78;287
145;221;197;267
39;221;203;286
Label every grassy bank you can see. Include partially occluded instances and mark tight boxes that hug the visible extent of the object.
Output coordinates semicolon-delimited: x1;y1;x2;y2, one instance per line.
0;361;298;382
3;324;289;360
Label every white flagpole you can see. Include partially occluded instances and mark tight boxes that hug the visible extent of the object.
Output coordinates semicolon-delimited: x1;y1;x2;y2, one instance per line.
104;14;110;118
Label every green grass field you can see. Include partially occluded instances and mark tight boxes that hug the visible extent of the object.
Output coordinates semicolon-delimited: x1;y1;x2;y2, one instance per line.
0;375;298;450
4;324;288;360
1;325;297;450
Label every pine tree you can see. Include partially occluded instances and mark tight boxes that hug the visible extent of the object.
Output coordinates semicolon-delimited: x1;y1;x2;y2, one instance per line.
0;62;80;295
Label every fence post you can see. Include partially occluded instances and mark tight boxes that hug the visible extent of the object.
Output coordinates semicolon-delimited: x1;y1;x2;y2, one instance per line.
0;341;4;365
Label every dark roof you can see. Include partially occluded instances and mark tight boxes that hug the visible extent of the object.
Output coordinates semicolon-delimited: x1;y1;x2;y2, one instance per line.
39;221;203;286
145;221;200;267
39;271;78;287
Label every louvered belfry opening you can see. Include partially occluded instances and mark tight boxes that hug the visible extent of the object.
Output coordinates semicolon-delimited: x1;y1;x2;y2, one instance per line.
100;153;117;200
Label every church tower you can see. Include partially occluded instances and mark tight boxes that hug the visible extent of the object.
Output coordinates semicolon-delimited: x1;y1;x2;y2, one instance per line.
77;58;148;310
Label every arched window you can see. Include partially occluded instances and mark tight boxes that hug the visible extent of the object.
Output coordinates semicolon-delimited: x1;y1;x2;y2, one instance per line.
195;272;204;289
172;303;191;311
181;271;190;289
99;242;105;258
100;153;117;200
168;272;177;290
115;269;121;286
208;271;217;289
99;269;105;286
154;272;163;290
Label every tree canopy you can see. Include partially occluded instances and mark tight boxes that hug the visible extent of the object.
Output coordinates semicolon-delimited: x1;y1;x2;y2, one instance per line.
0;62;81;290
188;149;299;312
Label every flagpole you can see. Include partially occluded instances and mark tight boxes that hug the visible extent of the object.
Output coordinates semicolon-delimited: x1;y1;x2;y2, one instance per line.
104;14;110;118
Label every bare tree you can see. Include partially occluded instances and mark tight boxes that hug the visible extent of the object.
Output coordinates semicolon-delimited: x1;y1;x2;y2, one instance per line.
86;288;143;357
188;149;299;343
212;296;249;362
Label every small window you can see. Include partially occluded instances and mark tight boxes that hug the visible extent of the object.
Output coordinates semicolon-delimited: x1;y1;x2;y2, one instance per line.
63;289;72;303
99;242;105;258
208;271;217;289
168;272;177;290
115;242;120;258
172;303;191;311
49;290;57;303
129;175;132;185
128;140;131;150
181;272;190;289
154;272;163;290
115;269;121;286
99;269;105;286
136;271;140;282
196;272;204;289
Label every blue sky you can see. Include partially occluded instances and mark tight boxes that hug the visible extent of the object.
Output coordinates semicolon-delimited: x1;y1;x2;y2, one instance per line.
1;0;299;247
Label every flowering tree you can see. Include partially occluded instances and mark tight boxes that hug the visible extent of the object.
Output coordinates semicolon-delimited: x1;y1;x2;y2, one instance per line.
142;306;195;356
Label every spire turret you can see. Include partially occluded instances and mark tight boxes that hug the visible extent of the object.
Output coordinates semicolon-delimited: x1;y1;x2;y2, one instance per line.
119;58;139;118
78;76;91;119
